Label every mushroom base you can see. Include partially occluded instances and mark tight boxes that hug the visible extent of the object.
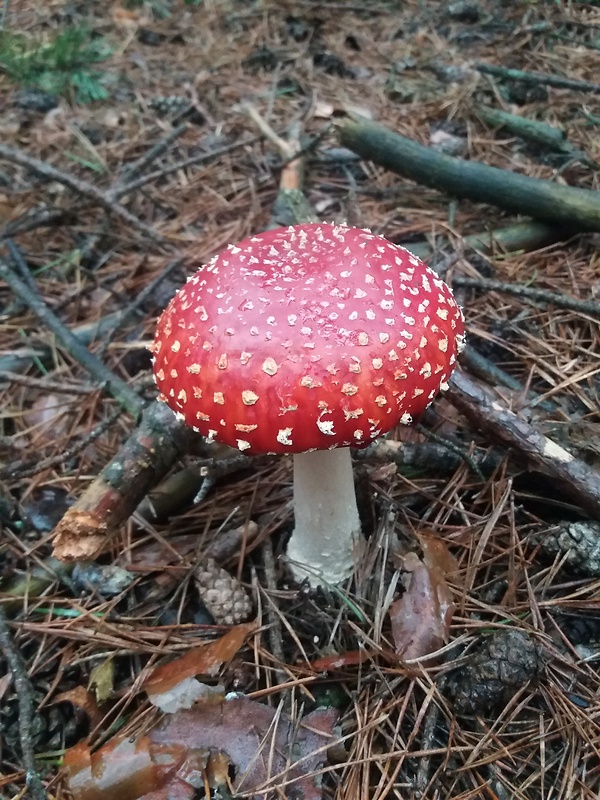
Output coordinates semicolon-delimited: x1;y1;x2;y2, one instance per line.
286;447;363;588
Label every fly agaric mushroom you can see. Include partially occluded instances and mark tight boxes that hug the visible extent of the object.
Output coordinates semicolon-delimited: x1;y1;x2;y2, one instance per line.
152;223;465;587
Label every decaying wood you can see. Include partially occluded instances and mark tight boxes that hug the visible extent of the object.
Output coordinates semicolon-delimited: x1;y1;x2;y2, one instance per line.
339;115;600;232
449;370;600;520
407;220;564;262
52;401;196;560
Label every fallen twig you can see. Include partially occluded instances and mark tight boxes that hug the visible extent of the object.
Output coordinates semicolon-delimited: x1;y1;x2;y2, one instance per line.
477;105;596;169
0;144;169;244
0;369;96;395
0;606;47;800
448;370;600;519
0;407;123;480
338;115;600;232
453;276;600;319
97;256;185;354
0;206;73;241
117;122;190;185
0;310;132;375
407;220;566;262
0;256;145;418
110;134;261;199
51;400;197;560
475;62;600;95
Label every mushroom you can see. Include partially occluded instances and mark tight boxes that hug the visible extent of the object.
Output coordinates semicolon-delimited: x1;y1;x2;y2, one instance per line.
151;223;465;587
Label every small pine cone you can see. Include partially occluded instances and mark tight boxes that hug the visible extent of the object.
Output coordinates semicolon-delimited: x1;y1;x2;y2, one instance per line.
149;95;191;117
536;521;600;576
194;558;252;625
446;629;542;716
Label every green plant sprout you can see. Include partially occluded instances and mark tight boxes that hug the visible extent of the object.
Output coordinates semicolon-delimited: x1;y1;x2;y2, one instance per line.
0;27;113;103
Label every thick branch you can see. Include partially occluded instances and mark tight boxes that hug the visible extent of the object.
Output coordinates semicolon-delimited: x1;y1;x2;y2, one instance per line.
339;115;600;232
52;401;197;560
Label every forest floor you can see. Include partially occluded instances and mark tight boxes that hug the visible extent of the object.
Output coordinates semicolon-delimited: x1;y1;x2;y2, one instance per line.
1;1;600;798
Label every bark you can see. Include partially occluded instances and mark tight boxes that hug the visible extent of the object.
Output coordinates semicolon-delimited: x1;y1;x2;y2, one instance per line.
339;115;600;233
448;370;600;519
52;401;197;560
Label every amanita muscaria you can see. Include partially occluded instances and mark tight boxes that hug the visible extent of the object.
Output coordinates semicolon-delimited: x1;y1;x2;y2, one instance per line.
152;223;465;587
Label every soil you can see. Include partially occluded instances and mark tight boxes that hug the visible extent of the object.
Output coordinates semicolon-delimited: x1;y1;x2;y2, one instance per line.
1;1;600;799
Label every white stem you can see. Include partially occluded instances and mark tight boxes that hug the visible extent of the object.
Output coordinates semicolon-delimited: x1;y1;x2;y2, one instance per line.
286;447;363;587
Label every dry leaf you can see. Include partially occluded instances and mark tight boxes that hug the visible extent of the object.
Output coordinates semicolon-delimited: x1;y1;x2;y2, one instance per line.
152;697;339;799
64;697;339;800
389;536;456;660
52;686;102;728
64;735;209;800
89;658;115;703
143;623;255;699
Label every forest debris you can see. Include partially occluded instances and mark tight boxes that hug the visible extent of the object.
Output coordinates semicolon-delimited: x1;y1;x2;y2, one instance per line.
52;401;197;561
124;520;261;573
389;534;457;660
0;606;47;800
0;257;145;418
534;521;600;577
0;143;169;243
453;275;600;319
142;623;255;712
339;114;600;232
445;629;542;715
88;658;115;704
52;686;102;728
194;557;253;626
151;698;339;799
448;369;600;520
475;62;600;95
71;562;134;598
64;697;339;800
477;105;596;168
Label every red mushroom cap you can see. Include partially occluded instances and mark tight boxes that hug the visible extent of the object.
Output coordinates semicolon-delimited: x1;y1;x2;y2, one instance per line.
152;223;465;454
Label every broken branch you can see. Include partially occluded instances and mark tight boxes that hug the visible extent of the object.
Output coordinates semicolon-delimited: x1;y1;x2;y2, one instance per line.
448;370;600;519
339;115;600;232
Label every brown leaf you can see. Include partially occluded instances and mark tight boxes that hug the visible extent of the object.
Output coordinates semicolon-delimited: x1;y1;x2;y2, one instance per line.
418;531;460;576
151;697;339;799
64;697;339;800
52;686;102;728
389;537;456;660
142;623;255;697
63;736;209;800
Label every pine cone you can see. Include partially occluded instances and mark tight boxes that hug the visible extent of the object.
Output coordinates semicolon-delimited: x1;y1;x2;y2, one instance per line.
194;558;252;625
149;95;191;117
536;521;600;576
446;629;542;716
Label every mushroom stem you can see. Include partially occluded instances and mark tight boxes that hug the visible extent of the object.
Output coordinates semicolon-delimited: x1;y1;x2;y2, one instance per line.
287;447;363;587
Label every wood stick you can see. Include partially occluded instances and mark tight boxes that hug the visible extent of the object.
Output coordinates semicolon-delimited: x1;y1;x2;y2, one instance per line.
339;115;600;232
406;220;565;262
0;257;145;418
475;63;600;95
448;370;600;519
52;401;196;561
0;144;169;244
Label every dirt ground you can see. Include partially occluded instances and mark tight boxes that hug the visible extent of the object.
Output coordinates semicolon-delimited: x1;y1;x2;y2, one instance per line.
1;1;600;798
